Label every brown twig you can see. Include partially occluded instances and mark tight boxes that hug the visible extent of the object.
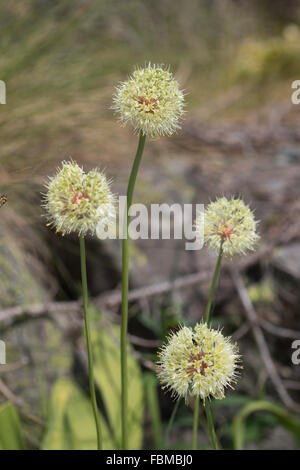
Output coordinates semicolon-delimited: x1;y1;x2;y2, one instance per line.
283;381;300;391
0;378;23;406
232;322;251;341
127;334;160;348
100;270;208;308
0;271;208;330
0;379;43;426
0;357;29;373
231;268;300;413
259;318;300;340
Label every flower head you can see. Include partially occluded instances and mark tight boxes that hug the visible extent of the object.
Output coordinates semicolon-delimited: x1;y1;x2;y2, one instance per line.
112;63;185;137
196;197;259;258
157;323;240;402
43;161;115;237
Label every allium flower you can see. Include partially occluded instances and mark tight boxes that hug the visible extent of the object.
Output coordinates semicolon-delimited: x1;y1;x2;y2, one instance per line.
43;161;115;237
112;63;185;137
157;323;240;402
196;197;259;258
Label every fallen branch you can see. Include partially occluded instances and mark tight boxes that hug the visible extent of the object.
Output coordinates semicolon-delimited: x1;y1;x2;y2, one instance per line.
0;378;24;407
284;380;300;391
0;379;45;426
0;270;208;330
231;269;300;413
259;318;300;340
0;357;29;373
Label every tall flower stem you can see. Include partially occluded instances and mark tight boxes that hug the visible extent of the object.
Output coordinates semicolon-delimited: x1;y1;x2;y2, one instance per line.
79;236;102;450
192;395;200;450
204;401;219;450
204;243;224;323
163;398;181;448
121;131;146;449
202;243;224;450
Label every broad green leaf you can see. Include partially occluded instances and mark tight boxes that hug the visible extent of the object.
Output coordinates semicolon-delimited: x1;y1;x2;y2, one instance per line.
92;323;144;449
42;378;114;449
43;320;144;450
0;402;25;450
233;400;300;449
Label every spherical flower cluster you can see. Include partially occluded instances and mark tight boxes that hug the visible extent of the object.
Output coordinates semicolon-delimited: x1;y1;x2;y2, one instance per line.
43;161;115;237
112;63;185;137
196;197;259;258
157;323;240;402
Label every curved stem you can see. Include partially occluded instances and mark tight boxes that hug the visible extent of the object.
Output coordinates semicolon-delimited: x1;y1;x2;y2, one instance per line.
192;395;200;450
80;236;102;450
204;401;219;450
204;243;224;323
121;132;146;449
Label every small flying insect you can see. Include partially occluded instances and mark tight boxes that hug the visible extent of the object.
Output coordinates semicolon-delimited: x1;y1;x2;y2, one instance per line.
0;195;7;208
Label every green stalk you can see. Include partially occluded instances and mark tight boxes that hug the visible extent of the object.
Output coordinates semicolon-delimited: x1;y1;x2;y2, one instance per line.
163;398;181;448
204;401;219;450
192;395;200;450
145;373;162;449
202;243;224;450
204;243;224;323
121;131;146;449
79;235;102;450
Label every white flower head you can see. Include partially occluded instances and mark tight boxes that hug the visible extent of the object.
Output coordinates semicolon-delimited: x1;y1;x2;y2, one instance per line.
157;323;240;403
43;161;115;237
112;63;185;137
195;196;259;258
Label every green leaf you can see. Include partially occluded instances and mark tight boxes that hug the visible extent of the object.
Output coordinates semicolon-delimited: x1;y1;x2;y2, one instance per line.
233;400;300;449
138;311;162;337
0;402;25;450
43;321;144;450
212;394;253;408
42;378;114;450
145;373;162;448
92;323;144;449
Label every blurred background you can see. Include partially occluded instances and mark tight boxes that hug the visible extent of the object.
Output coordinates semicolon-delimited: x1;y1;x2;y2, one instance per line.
1;0;300;450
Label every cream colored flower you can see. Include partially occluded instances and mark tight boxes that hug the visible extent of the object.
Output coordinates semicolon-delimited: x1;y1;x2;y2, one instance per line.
43;161;115;237
196;197;259;258
112;63;185;137
157;323;240;402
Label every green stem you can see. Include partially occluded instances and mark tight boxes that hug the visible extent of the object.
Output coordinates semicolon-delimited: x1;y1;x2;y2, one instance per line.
163;398;181;448
204;243;224;323
204;401;219;450
79;236;102;450
201;244;224;450
192;395;200;450
121;131;146;449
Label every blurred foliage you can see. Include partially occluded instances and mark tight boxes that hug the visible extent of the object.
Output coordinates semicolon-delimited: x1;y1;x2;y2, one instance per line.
42;378;115;449
145;373;163;449
91;318;144;449
233;24;300;82
247;278;276;305
1;0;300;306
233;400;300;450
1;0;300;173
0;402;25;450
43;318;144;450
0;225;51;307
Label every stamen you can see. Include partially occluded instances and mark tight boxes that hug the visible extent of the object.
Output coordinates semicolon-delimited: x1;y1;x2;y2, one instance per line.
136;96;159;114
